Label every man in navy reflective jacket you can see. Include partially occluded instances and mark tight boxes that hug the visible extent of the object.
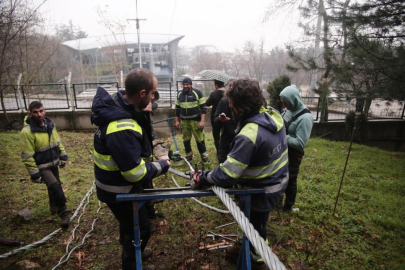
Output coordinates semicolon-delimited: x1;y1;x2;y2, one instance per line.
193;79;289;268
91;68;171;270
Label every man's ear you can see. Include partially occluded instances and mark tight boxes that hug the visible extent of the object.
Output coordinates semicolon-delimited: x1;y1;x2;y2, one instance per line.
139;89;146;97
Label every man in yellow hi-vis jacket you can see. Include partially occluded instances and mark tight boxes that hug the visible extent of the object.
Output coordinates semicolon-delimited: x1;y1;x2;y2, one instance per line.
174;77;209;162
20;101;70;229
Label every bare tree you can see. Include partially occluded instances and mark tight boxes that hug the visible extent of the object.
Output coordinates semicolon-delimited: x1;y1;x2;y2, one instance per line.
0;0;54;122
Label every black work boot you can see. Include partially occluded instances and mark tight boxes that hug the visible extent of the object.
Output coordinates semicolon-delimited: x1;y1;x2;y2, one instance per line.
60;213;70;229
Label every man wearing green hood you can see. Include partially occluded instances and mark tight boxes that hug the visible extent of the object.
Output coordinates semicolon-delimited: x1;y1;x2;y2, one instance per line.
280;85;313;212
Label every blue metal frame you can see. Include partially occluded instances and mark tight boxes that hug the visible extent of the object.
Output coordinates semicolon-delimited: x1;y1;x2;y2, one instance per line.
117;188;264;270
236;195;252;270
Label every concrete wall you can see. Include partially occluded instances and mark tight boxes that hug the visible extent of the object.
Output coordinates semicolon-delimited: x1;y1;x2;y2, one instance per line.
311;120;405;151
2;109;404;151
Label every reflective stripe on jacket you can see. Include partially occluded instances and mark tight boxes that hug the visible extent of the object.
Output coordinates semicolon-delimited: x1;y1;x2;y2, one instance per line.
19;117;67;179
200;107;289;212
91;87;169;203
175;88;207;121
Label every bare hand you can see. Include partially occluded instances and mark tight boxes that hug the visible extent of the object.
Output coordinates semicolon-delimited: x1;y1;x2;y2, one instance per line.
219;113;231;123
198;121;205;130
175;120;180;129
144;102;153;112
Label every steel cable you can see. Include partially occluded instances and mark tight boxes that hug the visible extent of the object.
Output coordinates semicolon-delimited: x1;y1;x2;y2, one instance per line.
0;182;96;259
53;182;96;268
211;185;286;270
172;157;285;268
52;200;102;270
171;176;229;214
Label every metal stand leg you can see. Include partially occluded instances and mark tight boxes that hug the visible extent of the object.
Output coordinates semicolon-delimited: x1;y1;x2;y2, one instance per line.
133;201;145;270
168;119;179;152
236;195;252;270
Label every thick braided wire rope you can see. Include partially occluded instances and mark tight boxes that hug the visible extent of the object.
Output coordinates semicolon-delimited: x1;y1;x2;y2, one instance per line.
0;182;96;259
171;176;229;214
52;200;102;270
211;186;286;270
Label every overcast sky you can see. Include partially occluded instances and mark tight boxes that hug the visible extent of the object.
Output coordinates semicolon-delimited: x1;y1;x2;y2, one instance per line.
36;0;302;52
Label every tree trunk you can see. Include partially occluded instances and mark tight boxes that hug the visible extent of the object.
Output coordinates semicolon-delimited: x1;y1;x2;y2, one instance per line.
0;88;12;124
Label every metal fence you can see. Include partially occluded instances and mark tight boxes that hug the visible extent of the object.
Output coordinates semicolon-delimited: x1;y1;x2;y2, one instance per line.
1;82;404;122
368;99;405;120
325;97;405;121
156;82;174;108
73;82;119;109
21;84;69;110
302;97;320;121
326;97;355;121
0;85;20;111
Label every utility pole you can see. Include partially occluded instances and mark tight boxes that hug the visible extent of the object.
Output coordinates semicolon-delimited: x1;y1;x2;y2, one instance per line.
127;0;146;68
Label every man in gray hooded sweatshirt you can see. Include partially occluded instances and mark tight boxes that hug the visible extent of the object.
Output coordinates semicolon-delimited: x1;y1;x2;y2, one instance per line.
280;85;313;212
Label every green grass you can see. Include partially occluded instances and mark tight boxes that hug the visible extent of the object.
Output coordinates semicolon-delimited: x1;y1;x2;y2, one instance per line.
0;131;404;269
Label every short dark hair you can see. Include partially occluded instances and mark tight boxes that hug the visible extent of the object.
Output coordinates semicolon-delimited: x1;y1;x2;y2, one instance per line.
226;79;265;115
125;68;155;97
214;80;225;88
29;101;44;112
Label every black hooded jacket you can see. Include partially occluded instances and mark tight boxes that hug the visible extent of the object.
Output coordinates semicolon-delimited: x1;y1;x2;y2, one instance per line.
91;87;169;203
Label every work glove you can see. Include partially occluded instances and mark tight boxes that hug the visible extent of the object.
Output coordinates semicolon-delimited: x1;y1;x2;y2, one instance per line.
31;176;42;184
59;160;67;168
152;140;171;160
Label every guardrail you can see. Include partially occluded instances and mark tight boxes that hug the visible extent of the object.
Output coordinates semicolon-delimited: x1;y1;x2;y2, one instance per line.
1;83;404;121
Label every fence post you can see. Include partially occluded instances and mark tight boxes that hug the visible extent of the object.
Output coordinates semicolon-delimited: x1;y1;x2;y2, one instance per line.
120;70;124;89
16;73;25;113
67;72;74;112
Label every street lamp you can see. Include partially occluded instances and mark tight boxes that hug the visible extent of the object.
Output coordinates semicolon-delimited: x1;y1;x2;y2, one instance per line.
95;47;101;84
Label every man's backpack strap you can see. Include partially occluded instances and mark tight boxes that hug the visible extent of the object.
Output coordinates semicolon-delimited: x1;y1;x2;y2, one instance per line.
285;108;311;132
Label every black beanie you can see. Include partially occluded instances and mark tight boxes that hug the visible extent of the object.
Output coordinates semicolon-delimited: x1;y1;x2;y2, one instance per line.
182;77;192;85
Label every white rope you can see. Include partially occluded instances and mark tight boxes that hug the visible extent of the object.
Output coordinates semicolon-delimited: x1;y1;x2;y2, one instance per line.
211;186;286;270
0;182;96;260
171;176;229;214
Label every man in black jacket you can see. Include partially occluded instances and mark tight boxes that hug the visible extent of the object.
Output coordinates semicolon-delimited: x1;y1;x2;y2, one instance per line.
213;97;237;163
91;68;171;269
206;79;225;159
